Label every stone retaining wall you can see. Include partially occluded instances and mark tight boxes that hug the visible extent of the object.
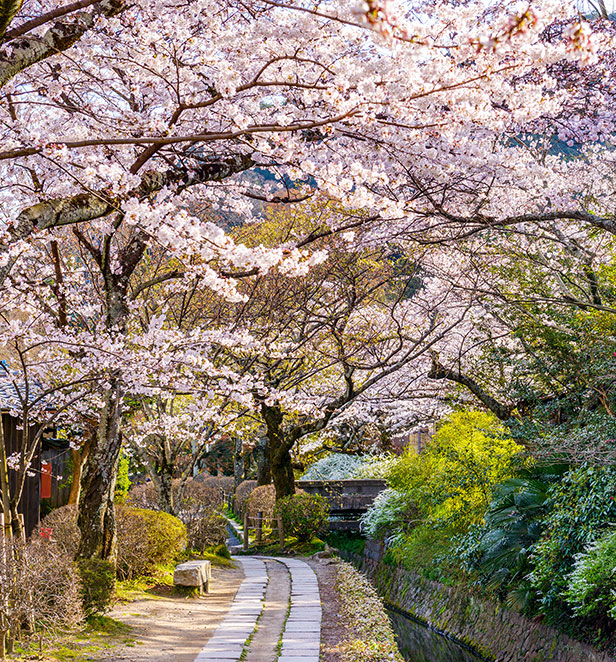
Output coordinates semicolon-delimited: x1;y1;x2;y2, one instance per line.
340;551;612;662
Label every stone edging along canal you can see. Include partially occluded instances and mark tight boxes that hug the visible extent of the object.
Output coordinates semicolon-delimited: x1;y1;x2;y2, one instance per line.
339;551;611;662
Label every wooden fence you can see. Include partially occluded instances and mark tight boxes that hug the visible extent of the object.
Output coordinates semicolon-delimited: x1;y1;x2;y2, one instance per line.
242;511;284;550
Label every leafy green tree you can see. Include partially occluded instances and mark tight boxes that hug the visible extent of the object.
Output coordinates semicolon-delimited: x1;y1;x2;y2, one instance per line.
390;410;523;529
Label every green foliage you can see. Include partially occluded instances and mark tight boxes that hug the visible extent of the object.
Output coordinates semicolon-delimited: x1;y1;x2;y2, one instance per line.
564;528;616;619
114;453;131;503
390;410;523;529
530;465;616;613
455;465;567;610
212;543;231;559
77;559;115;616
326;532;366;556
116;506;187;580
388;523;460;582
277;492;329;541
360;488;415;542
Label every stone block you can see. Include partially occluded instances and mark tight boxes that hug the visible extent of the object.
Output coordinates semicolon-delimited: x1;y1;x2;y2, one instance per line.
174;560;212;593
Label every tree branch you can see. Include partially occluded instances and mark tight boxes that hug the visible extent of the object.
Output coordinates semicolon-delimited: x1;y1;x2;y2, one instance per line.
0;0;126;89
0;153;254;284
427;354;513;420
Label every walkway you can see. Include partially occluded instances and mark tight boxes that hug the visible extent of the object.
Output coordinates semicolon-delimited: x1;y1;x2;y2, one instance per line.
194;556;321;662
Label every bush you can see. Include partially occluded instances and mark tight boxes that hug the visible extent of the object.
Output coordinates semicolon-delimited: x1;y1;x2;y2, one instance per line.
234;480;257;518
116;506;186;579
360;488;415;543
39;504;81;557
246;484;276;519
302;454;366;480
126;478;224;513
40;504;187;581
563;529;616;619
389;410;522;529
0;538;84;638
77;558;115;615
277;492;329;541
352;454;398;479
126;478;226;554
530;465;616;613
185;512;228;552
195;474;235;495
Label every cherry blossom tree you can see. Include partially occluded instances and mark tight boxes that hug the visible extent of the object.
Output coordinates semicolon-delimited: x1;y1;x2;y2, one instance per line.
0;0;607;561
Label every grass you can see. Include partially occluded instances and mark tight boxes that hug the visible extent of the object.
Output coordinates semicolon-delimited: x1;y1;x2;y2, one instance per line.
115;547;234;602
223;506;242;526
12;616;136;661
237;536;326;557
325;531;366;556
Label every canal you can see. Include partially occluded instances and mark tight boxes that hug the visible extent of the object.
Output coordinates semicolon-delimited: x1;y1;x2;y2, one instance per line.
387;606;488;662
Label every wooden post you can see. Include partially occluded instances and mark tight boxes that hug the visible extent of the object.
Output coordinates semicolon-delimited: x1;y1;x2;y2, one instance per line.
277;514;284;550
243;511;249;551
256;511;263;545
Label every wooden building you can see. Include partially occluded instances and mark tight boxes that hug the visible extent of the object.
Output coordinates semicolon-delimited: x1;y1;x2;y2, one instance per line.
1;379;70;537
2;413;42;538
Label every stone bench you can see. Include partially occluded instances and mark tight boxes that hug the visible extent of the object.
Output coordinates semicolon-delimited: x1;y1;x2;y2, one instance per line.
173;560;212;594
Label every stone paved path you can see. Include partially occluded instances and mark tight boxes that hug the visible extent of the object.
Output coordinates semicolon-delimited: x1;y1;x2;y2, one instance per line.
193;556;321;662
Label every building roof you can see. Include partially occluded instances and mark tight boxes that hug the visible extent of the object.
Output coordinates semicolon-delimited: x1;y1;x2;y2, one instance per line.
0;377;46;414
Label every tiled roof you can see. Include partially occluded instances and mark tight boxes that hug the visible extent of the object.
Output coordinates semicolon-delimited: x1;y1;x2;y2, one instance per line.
0;378;45;413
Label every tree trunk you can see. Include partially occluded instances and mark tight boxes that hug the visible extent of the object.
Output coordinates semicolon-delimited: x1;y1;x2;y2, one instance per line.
76;381;122;562
233;437;244;490
261;404;294;499
157;462;174;514
67;436;92;506
255;436;271;486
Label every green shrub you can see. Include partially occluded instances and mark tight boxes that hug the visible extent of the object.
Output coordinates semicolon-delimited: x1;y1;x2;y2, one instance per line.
530;465;616;613
114;453;131;502
77;558;115;615
564;528;616;619
389;410;522;529
277;493;329;542
116;506;187;579
41;505;187;581
213;543;231;559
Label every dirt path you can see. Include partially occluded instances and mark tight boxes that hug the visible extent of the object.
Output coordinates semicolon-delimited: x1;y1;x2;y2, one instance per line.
101;564;245;662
